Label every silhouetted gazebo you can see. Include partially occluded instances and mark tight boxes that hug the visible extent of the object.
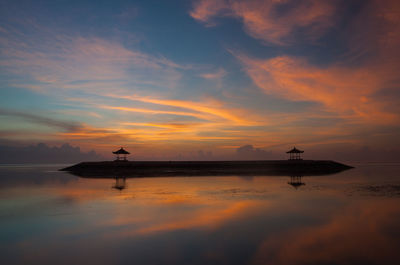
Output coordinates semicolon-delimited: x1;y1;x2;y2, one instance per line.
113;147;130;161
286;147;304;160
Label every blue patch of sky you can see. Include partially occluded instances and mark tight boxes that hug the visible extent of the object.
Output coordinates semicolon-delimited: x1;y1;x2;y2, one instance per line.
0;0;361;117
0;87;52;110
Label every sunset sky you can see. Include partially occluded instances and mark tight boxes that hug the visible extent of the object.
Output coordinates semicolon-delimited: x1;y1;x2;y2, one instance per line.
0;0;399;161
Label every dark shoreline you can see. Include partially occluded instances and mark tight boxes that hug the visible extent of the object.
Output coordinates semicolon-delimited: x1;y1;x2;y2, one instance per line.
60;160;353;178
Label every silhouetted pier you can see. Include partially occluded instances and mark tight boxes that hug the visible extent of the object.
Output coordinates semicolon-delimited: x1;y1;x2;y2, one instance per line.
61;146;353;178
61;160;353;178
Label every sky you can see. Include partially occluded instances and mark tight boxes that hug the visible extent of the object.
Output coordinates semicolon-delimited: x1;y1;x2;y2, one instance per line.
0;0;399;161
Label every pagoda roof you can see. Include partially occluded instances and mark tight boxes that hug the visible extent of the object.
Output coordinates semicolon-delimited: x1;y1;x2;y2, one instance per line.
113;147;130;154
286;147;304;153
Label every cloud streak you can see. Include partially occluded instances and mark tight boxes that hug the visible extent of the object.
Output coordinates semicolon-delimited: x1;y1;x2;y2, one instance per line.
234;53;399;124
0;26;183;94
223;0;400;127
190;0;337;44
0;0;399;160
200;68;227;80
0;108;81;132
106;94;259;126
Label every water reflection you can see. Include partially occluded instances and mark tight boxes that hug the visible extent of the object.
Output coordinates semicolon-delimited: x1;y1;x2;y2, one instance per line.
1;164;400;265
288;175;305;189
112;177;127;191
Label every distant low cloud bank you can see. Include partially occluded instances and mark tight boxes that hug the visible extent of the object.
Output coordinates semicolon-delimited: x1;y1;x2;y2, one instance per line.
169;144;279;161
235;145;276;160
0;143;102;164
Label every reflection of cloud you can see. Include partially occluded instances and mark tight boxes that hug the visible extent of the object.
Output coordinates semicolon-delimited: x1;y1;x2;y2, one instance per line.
252;200;400;265
137;201;254;234
109;200;263;237
190;0;337;44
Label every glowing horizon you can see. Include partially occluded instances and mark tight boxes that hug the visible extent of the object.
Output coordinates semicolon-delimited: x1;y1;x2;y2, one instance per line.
0;0;399;161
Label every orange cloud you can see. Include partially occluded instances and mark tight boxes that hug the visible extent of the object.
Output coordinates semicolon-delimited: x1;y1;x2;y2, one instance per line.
190;0;337;44
234;53;399;124
190;0;229;26
99;105;212;121
105;94;261;126
60;95;265;150
121;122;201;130
56;121;244;155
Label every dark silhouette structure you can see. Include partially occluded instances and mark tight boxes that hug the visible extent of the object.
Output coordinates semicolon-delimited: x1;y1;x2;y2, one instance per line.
288;175;305;189
113;177;127;191
62;160;353;177
287;147;304;160
113;147;130;161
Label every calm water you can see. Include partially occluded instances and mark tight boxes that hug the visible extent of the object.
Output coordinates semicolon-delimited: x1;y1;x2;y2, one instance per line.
1;164;400;265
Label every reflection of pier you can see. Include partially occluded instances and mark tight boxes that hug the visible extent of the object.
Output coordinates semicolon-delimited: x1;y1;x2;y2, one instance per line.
288;175;305;189
113;177;127;191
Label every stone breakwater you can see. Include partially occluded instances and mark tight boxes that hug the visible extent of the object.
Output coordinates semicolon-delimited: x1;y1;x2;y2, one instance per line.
60;160;353;178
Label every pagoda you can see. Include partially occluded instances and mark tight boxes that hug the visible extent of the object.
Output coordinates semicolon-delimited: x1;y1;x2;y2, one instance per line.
286;147;304;160
113;147;130;161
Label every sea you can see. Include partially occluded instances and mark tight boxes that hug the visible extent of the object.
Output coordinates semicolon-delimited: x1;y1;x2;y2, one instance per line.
1;163;400;265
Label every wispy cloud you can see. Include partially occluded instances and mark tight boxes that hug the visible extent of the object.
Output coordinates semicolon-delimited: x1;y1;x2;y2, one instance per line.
99;105;212;121
190;0;337;44
190;0;230;26
234;53;399;124
231;0;400;125
0;26;183;94
104;94;261;126
0;0;399;160
0;108;81;132
200;67;227;80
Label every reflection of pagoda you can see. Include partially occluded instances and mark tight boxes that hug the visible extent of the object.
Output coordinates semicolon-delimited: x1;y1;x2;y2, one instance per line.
288;175;305;189
113;177;127;191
